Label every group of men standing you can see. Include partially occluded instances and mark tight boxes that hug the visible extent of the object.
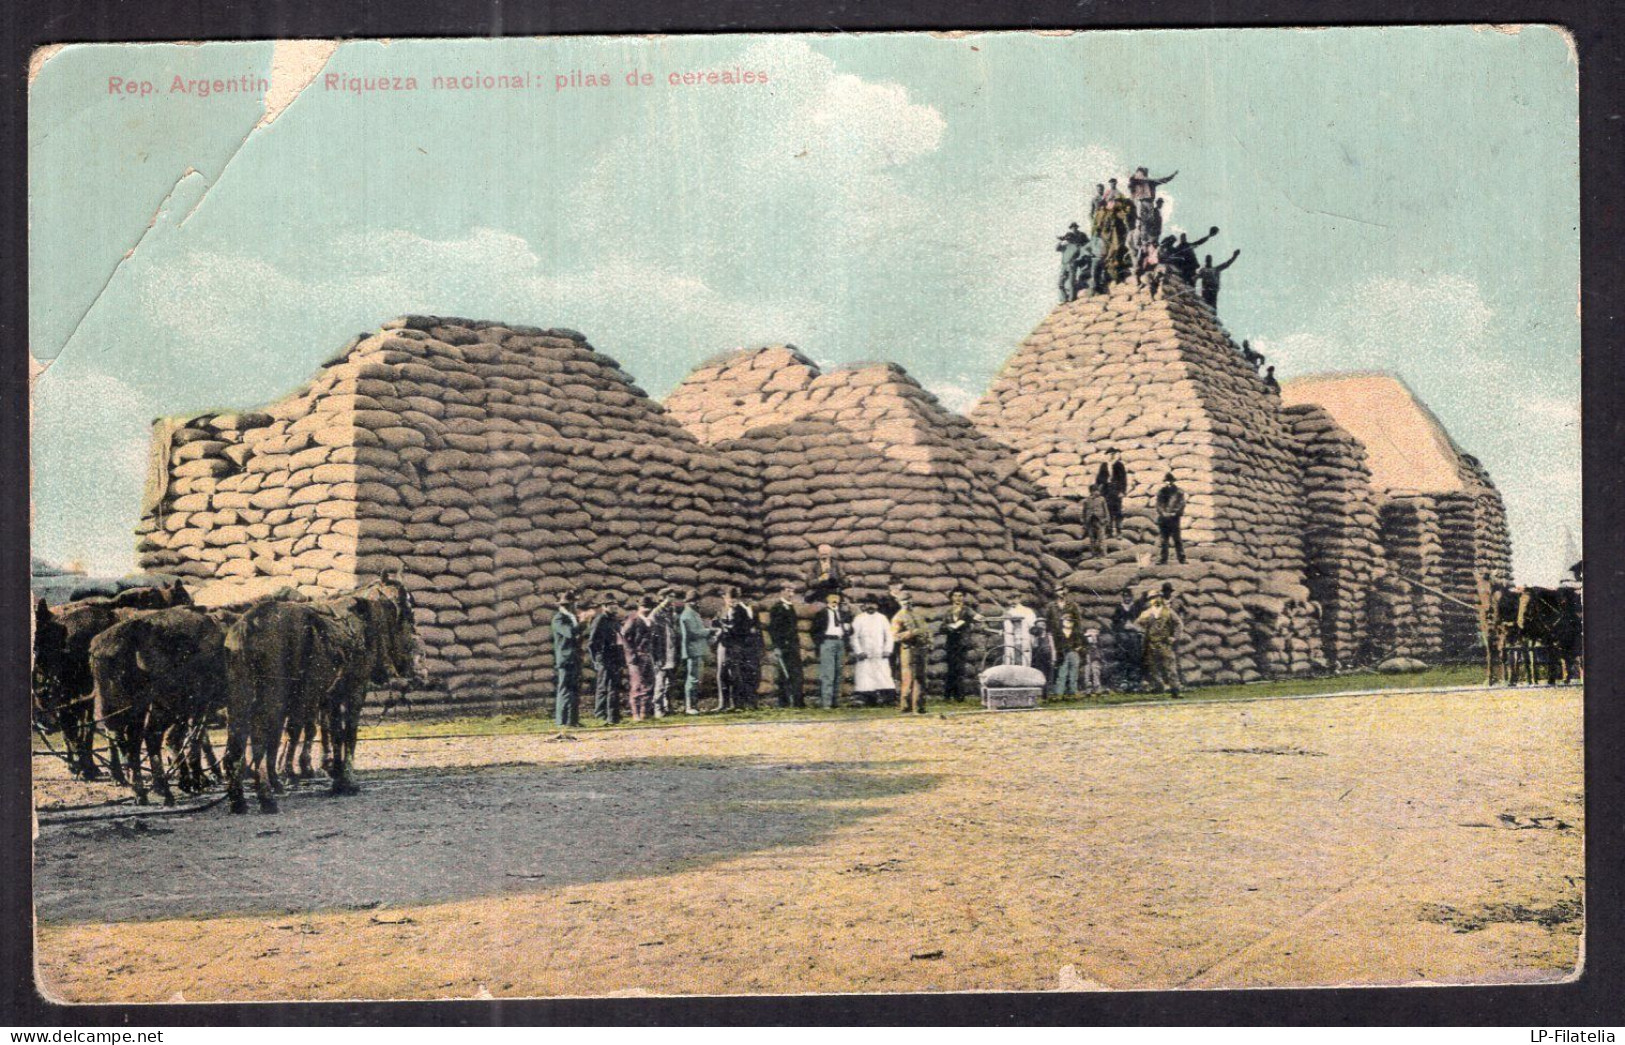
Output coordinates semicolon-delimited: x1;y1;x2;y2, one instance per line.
1056;167;1242;311
984;582;1185;699
1077;453;1190;566
549;587;718;725
547;540;1192;725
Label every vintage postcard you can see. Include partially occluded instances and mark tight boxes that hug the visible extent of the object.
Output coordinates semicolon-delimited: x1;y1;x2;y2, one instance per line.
27;28;1581;1002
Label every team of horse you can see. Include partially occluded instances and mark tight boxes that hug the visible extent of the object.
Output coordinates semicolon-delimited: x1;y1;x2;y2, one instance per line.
32;576;421;814
1479;582;1584;686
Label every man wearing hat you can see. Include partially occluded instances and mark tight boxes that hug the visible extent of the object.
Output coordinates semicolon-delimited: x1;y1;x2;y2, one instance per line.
676;588;711;715
1094;449;1130;537
1057;222;1092;303
767;582;806;708
715;586;764;711
939;588;977;703
891;590;932;714
586;593;625;724
1155;471;1188;564
1081;626;1106;694
811;591;853;708
649;588;679;718
1137;585;1185;699
549;588;583;726
1110;587;1146;691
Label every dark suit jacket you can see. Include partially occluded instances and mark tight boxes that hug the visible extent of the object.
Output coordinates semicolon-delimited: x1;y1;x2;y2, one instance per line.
650;606;679;667
718;604;763;663
588;611;622;663
940;605;976;654
767;601;800;650
811;607;852;644
551;608;581;664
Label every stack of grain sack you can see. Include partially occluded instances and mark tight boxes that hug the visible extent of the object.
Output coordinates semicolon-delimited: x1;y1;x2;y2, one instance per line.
667;347;1055;690
1460;455;1515;582
136;411;276;583
137;316;757;708
1281;372;1513;665
1279;403;1384;669
970;278;1321;684
1375;495;1446;659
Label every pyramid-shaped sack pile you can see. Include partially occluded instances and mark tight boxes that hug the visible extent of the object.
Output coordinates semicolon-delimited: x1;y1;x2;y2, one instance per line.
969;278;1320;682
668;348;1055;613
138;316;756;705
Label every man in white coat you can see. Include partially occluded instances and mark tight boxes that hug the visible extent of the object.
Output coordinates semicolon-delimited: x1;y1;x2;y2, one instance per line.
850;598;897;707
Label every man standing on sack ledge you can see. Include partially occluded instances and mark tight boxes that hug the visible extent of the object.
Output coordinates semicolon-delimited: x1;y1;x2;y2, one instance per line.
1155;471;1188;564
803;543;846;602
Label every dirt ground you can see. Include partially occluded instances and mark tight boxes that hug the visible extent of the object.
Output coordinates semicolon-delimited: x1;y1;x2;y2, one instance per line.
33;687;1583;1001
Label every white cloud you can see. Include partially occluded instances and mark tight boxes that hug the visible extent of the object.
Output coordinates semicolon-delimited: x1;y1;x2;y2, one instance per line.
736;37;945;170
137;226;818;378
924;380;982;414
569;38;945;253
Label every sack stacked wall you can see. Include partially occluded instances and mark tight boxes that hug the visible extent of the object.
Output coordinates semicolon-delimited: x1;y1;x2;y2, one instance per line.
668;351;1056;687
1458;454;1515;587
1279;403;1383;669
1280;372;1515;665
139;316;758;705
1375;495;1446;659
669;351;1055;606
968;279;1315;683
137;299;1517;702
136;396;361;596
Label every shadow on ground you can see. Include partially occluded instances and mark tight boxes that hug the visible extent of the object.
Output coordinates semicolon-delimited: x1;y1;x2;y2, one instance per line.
34;756;939;924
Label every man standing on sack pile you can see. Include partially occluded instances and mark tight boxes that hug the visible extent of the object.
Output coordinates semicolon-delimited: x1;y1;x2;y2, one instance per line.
1167;227;1220;286
1155;471;1188;565
1094;449;1130;537
1081;481;1112;557
803;543;847;602
1056;222;1093;303
1196;249;1242;310
891;591;932;714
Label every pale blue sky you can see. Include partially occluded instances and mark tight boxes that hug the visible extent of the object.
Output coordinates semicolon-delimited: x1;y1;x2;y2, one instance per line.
29;28;1579;582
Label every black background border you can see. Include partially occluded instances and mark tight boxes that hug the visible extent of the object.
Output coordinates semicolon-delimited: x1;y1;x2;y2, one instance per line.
1;0;1619;1027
